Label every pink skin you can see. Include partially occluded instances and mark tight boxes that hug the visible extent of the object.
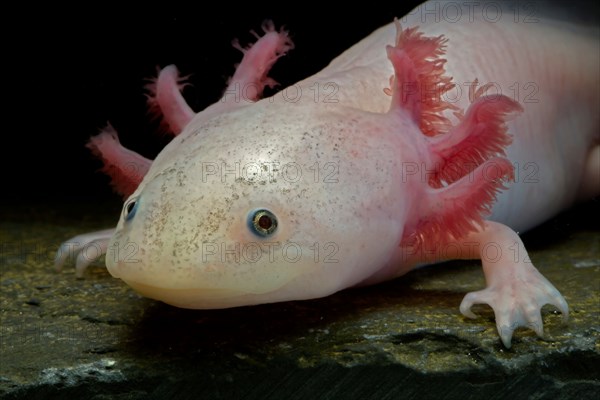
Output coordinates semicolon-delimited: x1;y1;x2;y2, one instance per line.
227;21;294;102
56;16;592;348
146;65;195;136
86;125;151;198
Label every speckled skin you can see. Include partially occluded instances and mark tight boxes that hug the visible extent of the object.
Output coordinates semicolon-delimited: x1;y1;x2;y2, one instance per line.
57;2;598;348
108;89;416;307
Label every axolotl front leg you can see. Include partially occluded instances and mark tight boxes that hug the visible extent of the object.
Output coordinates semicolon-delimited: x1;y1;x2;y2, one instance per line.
399;219;569;348
55;23;293;275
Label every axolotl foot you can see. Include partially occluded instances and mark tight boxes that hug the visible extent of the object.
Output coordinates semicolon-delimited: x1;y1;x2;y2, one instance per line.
55;229;114;278
460;264;569;348
457;221;569;348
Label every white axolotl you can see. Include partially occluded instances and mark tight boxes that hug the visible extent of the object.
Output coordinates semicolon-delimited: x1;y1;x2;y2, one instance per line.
56;2;599;348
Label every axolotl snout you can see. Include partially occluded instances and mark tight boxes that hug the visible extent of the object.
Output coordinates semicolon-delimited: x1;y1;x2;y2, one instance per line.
56;2;599;348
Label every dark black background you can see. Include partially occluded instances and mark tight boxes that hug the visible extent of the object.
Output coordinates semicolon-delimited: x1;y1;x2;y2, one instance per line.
5;3;425;204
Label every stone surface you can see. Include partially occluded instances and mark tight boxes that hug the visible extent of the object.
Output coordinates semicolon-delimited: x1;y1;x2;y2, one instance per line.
0;200;599;399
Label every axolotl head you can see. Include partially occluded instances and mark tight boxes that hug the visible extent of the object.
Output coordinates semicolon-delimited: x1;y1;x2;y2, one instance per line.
105;101;411;309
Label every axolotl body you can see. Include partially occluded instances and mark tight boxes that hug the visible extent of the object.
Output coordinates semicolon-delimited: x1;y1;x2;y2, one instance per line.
56;2;599;348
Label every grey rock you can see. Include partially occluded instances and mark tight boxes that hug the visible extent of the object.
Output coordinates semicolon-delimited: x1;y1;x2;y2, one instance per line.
1;200;598;399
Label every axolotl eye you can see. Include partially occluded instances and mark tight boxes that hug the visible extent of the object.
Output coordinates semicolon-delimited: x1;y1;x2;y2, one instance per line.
123;197;139;222
248;209;278;237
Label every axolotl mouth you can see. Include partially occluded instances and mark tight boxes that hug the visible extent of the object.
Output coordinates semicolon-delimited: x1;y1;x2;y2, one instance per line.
120;264;338;309
123;280;257;309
